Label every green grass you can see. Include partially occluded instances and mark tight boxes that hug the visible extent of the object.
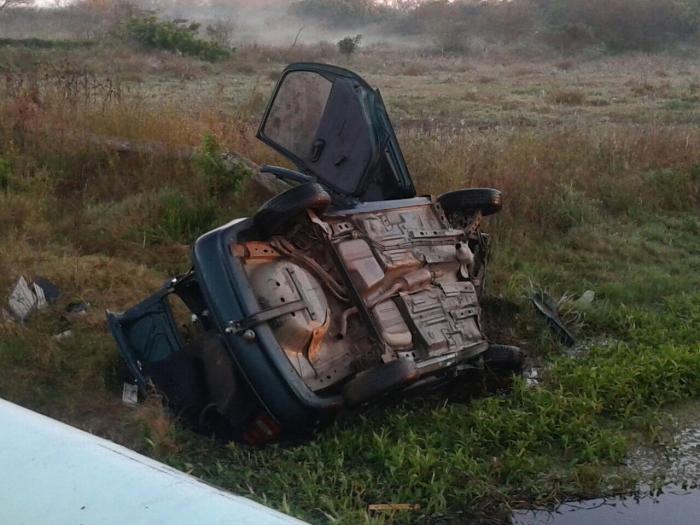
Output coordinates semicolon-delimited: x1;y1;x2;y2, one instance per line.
143;213;700;524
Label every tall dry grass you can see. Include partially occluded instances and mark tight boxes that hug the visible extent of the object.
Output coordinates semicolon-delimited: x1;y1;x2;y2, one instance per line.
0;68;272;202
402;125;700;232
2;63;699;239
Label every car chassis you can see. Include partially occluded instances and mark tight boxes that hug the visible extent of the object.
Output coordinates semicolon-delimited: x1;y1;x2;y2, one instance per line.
108;63;521;444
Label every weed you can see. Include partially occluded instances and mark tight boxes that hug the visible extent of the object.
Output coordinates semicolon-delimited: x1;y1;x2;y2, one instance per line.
149;191;217;245
556;59;577;71
164;311;700;523
643;168;700;211
547;89;586;105
0;156;11;191
663;99;695;111
196;133;250;198
337;35;362;56
545;183;601;232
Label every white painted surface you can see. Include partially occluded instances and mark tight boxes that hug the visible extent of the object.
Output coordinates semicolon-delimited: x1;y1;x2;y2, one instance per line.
0;399;307;525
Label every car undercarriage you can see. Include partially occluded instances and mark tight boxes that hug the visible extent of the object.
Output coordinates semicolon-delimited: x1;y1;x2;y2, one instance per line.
239;196;491;399
107;63;522;443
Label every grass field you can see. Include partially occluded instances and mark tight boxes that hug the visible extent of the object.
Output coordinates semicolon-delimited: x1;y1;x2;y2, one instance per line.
1;40;700;523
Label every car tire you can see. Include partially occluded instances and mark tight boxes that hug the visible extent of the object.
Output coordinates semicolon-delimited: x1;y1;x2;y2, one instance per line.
253;182;332;237
482;344;525;372
438;188;502;216
341;358;418;407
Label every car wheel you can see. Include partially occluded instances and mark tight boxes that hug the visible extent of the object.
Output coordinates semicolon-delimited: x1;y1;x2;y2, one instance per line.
341;358;418;407
253;182;332;237
482;344;525;373
438;188;502;216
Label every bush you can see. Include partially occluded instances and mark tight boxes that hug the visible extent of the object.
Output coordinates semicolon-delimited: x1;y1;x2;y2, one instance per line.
545;182;601;232
196;134;250;198
337;34;361;56
123;14;231;61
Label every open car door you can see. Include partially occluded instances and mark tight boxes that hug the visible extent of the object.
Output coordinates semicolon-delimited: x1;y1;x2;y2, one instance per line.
257;63;416;203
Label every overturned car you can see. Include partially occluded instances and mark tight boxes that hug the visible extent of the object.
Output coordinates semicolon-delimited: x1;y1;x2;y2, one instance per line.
108;63;522;444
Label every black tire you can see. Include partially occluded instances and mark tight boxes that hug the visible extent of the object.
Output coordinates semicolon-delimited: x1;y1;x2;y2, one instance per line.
342;358;418;407
438;188;502;217
482;344;525;372
253;182;331;237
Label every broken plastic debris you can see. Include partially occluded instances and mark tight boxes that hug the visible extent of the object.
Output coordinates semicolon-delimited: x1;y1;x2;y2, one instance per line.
8;276;37;321
530;290;576;347
53;330;73;340
66;301;89;316
33;282;47;310
54;302;90;337
574;289;595;309
6;276;61;321
33;277;61;304
122;382;139;405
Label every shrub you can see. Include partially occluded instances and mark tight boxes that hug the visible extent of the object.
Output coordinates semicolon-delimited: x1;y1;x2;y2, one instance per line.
123;14;231;62
545;182;601;232
196;134;250;198
337;34;362;56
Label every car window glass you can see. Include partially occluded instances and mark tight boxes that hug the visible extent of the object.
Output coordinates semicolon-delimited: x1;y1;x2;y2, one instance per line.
262;71;333;160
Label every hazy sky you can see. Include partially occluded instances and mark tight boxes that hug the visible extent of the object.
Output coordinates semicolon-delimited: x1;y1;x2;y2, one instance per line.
20;0;427;46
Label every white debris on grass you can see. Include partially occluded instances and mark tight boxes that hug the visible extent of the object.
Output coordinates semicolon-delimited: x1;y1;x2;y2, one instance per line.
6;275;62;322
8;276;38;321
121;382;139;406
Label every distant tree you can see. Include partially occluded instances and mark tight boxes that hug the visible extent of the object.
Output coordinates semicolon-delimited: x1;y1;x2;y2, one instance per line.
292;0;391;27
337;34;362;56
538;0;696;52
